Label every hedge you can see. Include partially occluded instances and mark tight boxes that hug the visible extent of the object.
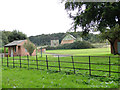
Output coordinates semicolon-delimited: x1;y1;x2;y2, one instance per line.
46;41;94;50
0;47;8;53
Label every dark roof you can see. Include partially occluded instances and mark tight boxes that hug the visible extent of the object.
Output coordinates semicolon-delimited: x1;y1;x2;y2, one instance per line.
4;40;26;47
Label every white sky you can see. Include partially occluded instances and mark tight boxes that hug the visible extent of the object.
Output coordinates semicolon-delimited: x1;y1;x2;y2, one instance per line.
0;0;78;37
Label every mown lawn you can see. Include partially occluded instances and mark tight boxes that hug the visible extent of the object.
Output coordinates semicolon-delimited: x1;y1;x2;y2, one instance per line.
46;47;111;56
2;48;120;88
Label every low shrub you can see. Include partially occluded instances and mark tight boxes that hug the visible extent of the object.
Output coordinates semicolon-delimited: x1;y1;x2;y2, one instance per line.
0;47;8;53
46;41;94;50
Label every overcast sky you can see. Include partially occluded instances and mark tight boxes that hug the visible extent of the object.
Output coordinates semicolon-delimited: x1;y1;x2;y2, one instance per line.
0;0;79;36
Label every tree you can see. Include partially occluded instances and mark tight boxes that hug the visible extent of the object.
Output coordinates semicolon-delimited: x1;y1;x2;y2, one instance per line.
23;40;36;56
64;1;120;34
8;30;27;42
1;30;11;46
2;32;9;46
64;1;120;54
100;24;120;55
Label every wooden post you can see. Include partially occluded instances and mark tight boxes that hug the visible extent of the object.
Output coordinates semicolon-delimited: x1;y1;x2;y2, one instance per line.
2;54;3;66
27;55;29;70
89;56;91;76
4;47;6;57
71;56;75;74
19;55;21;68
46;55;48;70
13;55;14;68
41;47;42;58
58;55;61;72
7;55;8;67
36;55;38;70
109;56;111;77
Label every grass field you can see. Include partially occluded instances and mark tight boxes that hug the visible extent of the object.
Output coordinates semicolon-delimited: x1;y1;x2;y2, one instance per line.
2;67;119;88
2;48;120;88
46;47;111;56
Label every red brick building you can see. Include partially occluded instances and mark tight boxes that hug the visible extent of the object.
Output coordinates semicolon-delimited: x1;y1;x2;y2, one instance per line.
61;34;76;44
111;39;120;54
4;40;36;57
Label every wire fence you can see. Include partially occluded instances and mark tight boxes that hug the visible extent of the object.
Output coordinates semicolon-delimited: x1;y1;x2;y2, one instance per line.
1;55;120;77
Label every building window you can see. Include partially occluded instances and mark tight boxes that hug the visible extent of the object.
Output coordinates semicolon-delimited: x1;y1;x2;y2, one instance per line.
25;48;27;52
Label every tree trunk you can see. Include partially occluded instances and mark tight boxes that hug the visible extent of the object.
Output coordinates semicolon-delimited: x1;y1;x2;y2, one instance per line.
110;41;116;55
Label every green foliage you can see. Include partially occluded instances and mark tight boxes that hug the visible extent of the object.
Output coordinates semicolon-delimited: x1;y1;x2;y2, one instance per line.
8;30;27;42
29;33;65;46
29;32;103;46
1;31;11;46
101;24;120;41
46;41;94;50
1;30;27;46
0;47;8;53
100;24;120;54
2;33;8;46
64;2;120;34
23;40;35;56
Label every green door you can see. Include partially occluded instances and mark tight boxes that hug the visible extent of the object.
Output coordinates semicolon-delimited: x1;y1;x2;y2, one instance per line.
117;42;120;54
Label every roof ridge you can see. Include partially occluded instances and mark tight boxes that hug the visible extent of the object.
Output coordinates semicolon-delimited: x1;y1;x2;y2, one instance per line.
4;39;26;47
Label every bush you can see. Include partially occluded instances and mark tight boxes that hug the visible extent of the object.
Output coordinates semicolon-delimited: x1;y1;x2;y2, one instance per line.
0;47;8;53
46;41;94;50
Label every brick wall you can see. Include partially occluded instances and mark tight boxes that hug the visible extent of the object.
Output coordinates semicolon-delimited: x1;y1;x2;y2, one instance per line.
6;40;36;57
61;40;75;44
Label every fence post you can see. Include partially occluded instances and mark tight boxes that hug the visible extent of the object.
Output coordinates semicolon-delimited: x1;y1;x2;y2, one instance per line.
7;55;8;67
58;55;61;72
71;56;75;74
36;55;38;70
19;55;21;68
2;54;3;66
109;56;111;77
46;55;48;70
89;56;91;76
13;55;14;68
27;55;29;70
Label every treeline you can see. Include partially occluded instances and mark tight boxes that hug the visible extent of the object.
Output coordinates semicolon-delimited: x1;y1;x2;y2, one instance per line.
29;32;103;46
1;30;27;46
29;33;65;46
1;30;104;47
